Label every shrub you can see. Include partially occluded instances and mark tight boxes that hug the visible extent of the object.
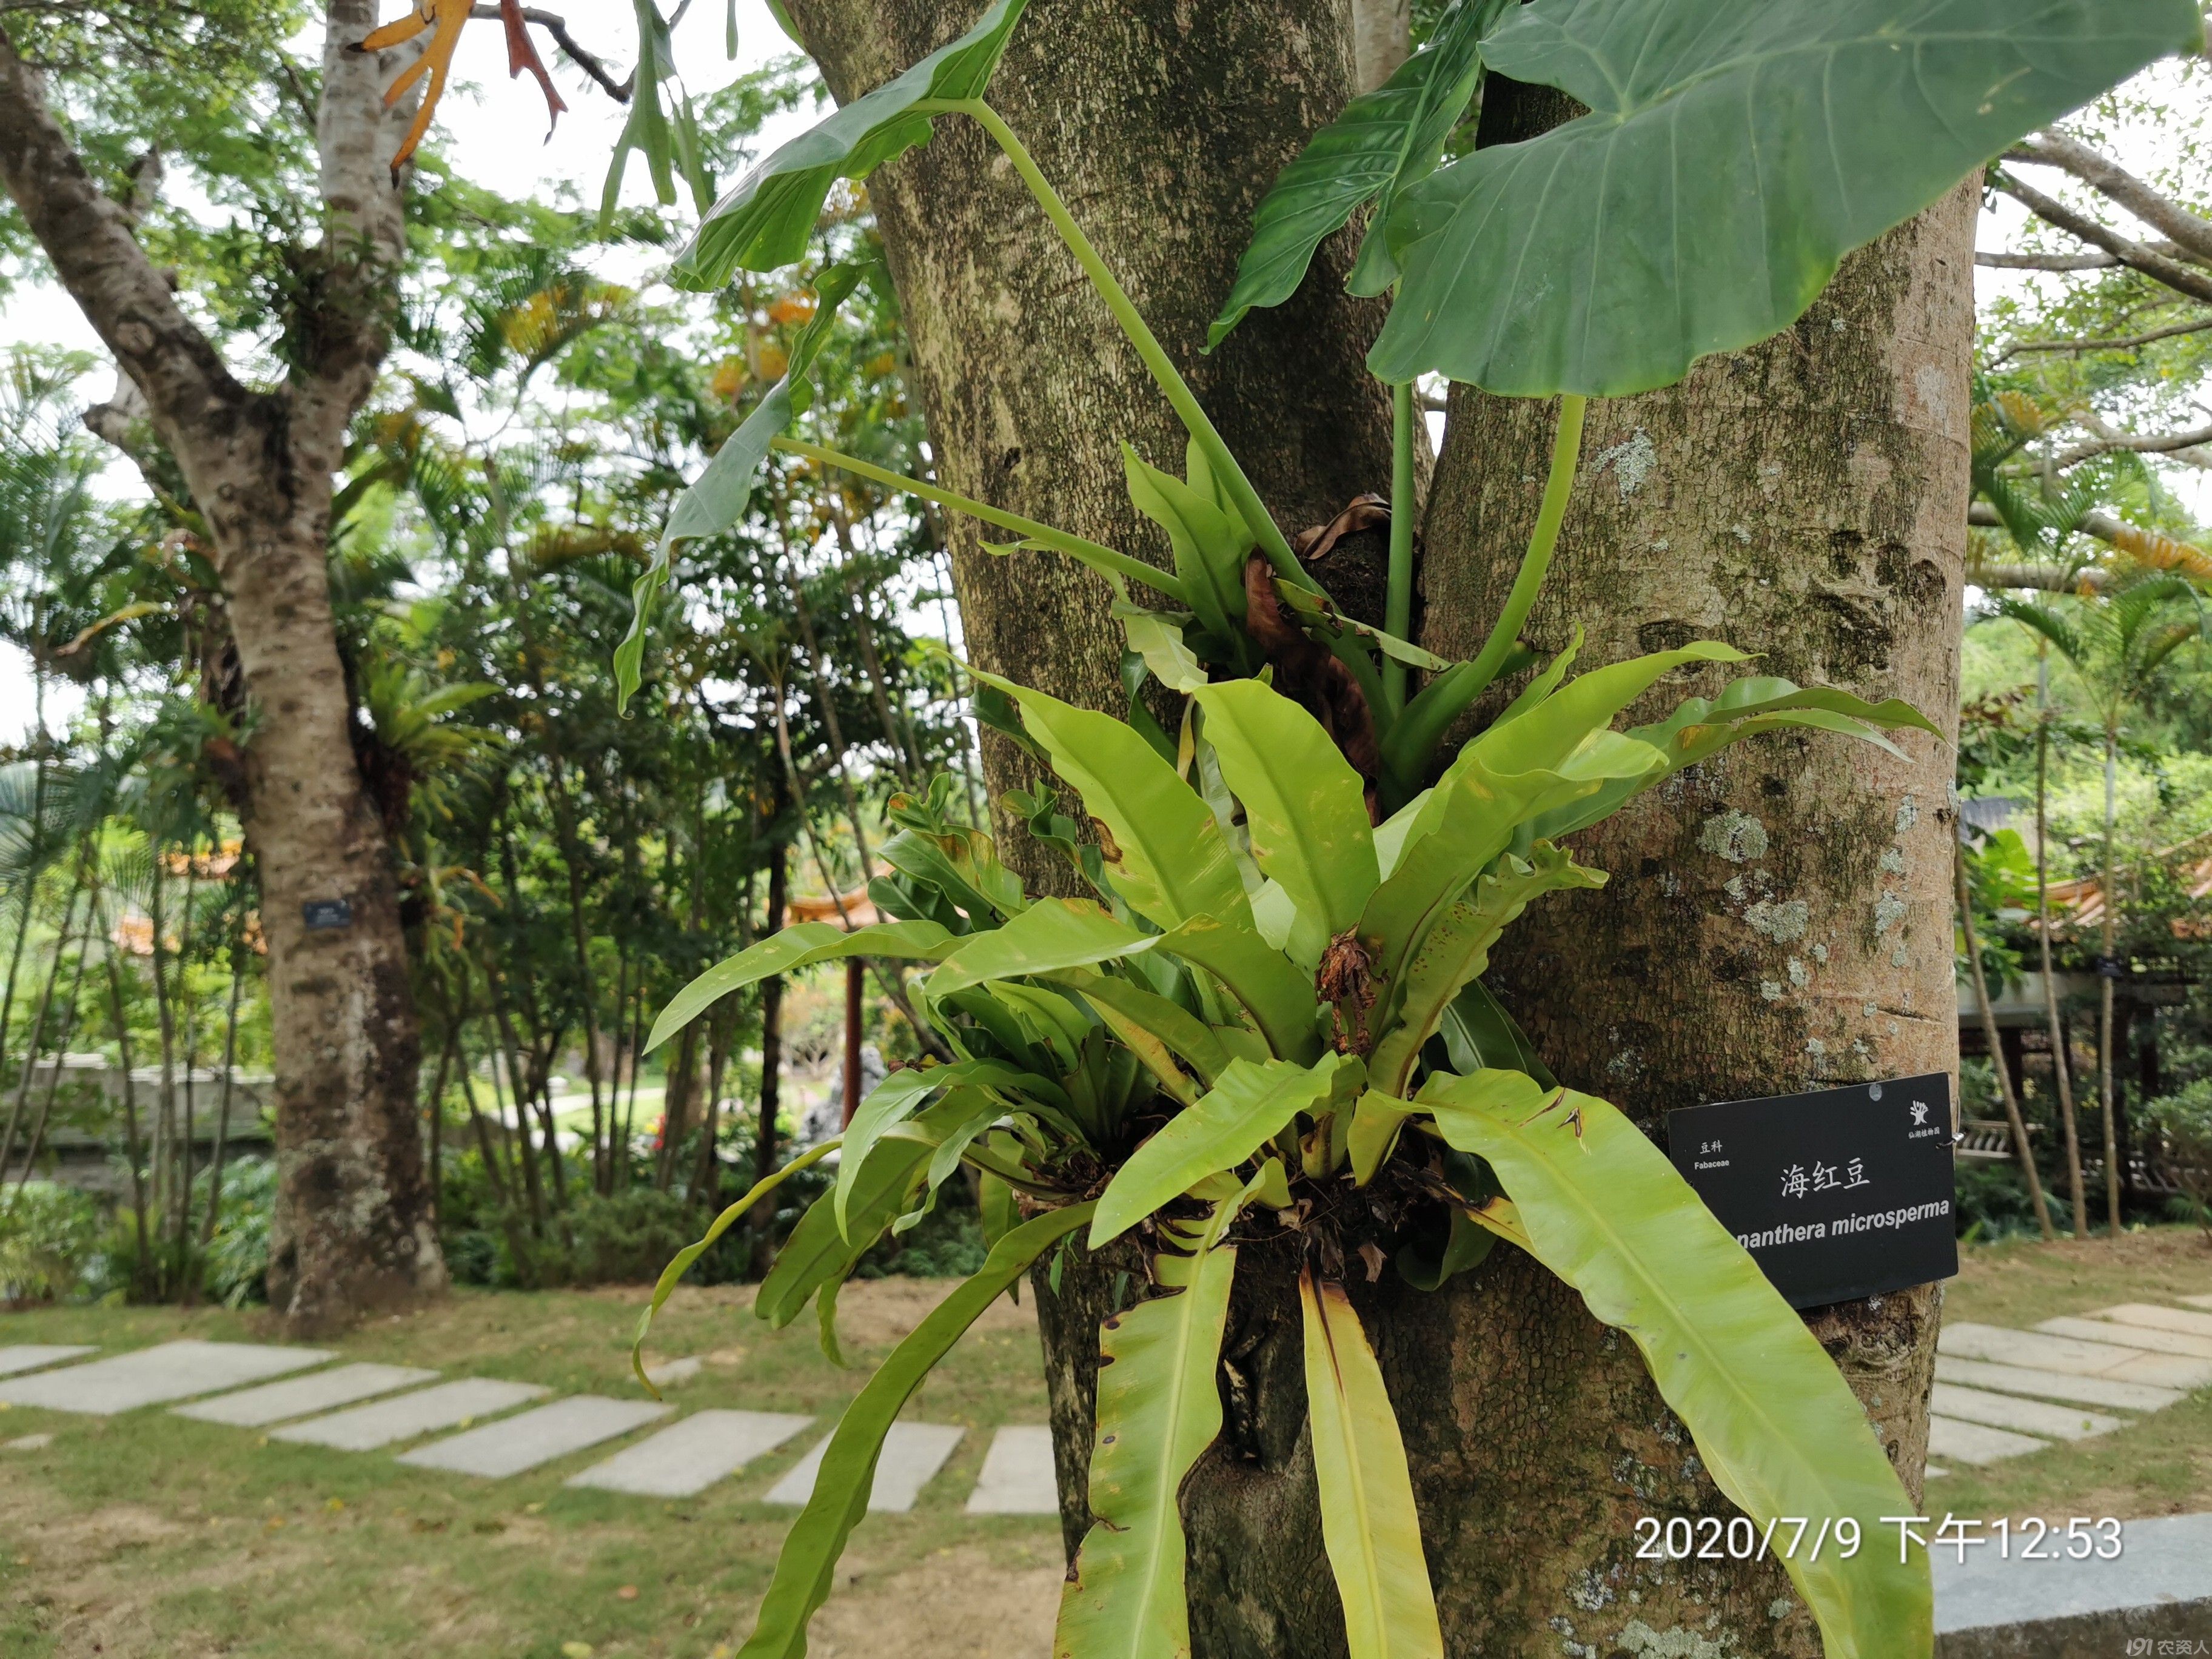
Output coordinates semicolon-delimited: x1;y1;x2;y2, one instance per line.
0;1182;103;1303
2144;1080;2212;1238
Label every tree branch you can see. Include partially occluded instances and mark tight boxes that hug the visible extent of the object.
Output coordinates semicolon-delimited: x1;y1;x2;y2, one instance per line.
2007;132;2212;267
1977;248;2122;271
467;5;632;102
0;29;247;435
2054;420;2212;469
1983;314;2212;366
1991;169;2212;304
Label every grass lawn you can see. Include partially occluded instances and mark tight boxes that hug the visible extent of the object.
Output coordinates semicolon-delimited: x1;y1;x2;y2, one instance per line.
1934;1222;2212;1526
2;1225;2207;1654
0;1278;1064;1658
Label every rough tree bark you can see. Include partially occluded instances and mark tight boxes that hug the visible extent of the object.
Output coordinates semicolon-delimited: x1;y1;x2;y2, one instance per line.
0;5;444;1327
783;0;1398;892
760;7;1968;1654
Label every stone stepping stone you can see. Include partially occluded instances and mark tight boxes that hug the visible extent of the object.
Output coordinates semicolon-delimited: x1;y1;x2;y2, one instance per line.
1924;1463;1951;1478
643;1356;702;1388
2089;1301;2212;1340
566;1408;813;1498
1927;1414;2050;1466
766;1422;964;1512
1934;1355;2182;1412
965;1426;1057;1515
2038;1314;2212;1360
0;1341;329;1415
1934;1510;2212;1638
273;1378;546;1452
397;1396;671;1479
2180;1293;2212;1310
173;1363;439;1428
1937;1322;2212;1391
1929;1383;2120;1441
0;1346;94;1379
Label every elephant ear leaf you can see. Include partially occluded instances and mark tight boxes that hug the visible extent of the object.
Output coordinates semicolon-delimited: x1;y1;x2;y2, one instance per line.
1205;0;1508;349
1369;0;2205;396
1422;1076;1932;1659
615;264;863;706
673;0;1033;288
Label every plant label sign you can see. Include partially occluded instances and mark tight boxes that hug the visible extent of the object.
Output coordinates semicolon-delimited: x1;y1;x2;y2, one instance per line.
301;897;353;931
1665;1074;1957;1310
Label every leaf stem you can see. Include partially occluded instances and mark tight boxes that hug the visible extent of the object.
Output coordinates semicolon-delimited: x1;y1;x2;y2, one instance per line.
1464;393;1586;694
769;437;1187;605
1383;395;1587;777
952;98;1317;592
1384;379;1418;713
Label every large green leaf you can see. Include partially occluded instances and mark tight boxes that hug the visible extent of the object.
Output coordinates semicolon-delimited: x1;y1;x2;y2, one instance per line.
736;1203;1094;1659
1193;680;1379;969
1092;1054;1354;1246
1045;967;1232;1087
631;1135;843;1392
1533;678;1942;841
1205;0;1506;349
925;898;1154;1004
1053;1213;1239;1659
1367;843;1603;1096
1436;979;1555;1088
836;1061;1056;1237
1123;445;1252;655
973;671;1249;934
1422;1076;1931;1658
648;920;956;1053
755;1107;971;1329
1369;0;2203;395
615;265;862;707
1356;749;1642;1013
1155;914;1320;1063
1300;1270;1444;1659
674;0;1033;288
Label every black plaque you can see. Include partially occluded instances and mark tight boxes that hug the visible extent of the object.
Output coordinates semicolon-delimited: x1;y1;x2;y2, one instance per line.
1666;1074;1957;1310
302;897;353;931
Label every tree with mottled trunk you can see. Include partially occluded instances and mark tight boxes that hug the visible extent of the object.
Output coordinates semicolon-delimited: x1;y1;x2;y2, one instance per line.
761;4;1972;1651
0;4;444;1326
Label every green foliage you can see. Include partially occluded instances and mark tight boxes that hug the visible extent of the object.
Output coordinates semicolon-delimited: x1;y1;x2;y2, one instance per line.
1053;1210;1237;1659
1425;1078;1933;1654
0;1182;103;1302
1207;0;1506;349
732;1203;1093;1659
641;640;1932;1658
1369;0;2202;394
673;0;1033;288
607;4;2192;1652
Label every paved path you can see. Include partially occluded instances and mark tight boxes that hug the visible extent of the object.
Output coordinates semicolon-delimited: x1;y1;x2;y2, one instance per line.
0;1341;328;1413
397;1396;671;1478
567;1408;813;1497
1934;1510;2212;1637
0;1344;1059;1512
175;1362;437;1427
767;1422;966;1512
272;1378;548;1451
1929;1289;2212;1473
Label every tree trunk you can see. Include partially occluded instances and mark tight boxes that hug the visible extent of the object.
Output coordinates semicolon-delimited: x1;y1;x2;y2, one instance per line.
1956;830;2054;1236
0;5;444;1329
748;840;789;1276
2034;675;2089;1236
769;7;1970;1653
782;0;1397;891
2099;726;2122;1233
